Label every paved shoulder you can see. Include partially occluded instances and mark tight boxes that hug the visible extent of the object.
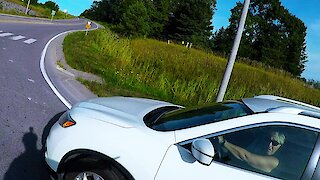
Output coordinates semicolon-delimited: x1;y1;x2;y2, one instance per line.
44;32;99;107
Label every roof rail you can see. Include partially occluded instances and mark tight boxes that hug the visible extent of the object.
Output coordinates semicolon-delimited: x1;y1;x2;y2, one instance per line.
267;107;303;114
254;95;320;112
299;111;320;119
267;106;320;120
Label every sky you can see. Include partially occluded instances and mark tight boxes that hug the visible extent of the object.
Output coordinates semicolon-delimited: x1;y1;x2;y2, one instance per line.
38;0;93;16
41;0;319;81
213;0;320;81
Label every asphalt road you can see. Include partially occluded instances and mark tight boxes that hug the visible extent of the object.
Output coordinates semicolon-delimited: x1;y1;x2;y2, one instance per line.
0;15;94;179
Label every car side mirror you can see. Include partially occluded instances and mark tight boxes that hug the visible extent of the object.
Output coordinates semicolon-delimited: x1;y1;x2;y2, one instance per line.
191;138;214;166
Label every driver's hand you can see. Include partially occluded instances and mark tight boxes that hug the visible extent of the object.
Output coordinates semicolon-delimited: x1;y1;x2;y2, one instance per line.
218;136;225;144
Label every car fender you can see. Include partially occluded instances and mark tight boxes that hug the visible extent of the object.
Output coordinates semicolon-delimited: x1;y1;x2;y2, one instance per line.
46;118;175;180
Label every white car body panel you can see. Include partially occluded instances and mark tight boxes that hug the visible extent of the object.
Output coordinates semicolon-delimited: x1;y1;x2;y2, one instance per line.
45;96;320;180
255;95;320;111
81;97;181;125
46;118;175;180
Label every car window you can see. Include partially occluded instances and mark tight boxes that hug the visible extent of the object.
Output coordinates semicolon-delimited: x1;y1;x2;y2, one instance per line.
182;125;318;180
148;101;253;131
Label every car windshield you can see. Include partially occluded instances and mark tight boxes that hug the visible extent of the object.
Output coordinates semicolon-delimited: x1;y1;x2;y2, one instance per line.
148;101;253;131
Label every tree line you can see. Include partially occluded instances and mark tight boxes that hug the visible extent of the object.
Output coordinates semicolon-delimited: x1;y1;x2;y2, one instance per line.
304;79;320;89
21;0;59;12
81;0;215;48
81;0;308;77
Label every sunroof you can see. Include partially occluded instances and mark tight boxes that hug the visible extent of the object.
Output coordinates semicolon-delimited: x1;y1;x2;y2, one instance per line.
148;102;253;131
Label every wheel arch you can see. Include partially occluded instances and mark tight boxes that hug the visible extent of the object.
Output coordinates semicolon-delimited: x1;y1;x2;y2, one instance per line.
57;149;135;180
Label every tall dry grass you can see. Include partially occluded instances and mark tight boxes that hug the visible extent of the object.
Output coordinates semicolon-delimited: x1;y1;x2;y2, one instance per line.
63;29;320;107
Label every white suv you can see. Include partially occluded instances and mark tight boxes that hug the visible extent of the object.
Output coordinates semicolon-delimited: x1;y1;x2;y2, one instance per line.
45;95;320;180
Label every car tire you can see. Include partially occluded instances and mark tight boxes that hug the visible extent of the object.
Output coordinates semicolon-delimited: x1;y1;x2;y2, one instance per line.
64;158;126;180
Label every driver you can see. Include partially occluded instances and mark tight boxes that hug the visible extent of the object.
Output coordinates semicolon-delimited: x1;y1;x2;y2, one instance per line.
218;131;285;173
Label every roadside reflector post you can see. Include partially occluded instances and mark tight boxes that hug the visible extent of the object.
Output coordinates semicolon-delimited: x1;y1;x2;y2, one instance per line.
85;21;92;35
63;9;68;18
216;0;250;102
51;10;56;22
25;0;31;15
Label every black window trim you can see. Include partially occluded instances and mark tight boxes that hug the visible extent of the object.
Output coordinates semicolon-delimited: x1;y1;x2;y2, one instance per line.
143;106;182;127
177;121;320;179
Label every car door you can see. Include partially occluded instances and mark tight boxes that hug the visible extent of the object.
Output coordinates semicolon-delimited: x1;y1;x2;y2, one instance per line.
155;124;319;180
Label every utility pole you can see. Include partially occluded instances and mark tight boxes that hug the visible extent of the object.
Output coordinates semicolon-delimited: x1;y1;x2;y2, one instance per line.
25;0;30;15
216;0;251;102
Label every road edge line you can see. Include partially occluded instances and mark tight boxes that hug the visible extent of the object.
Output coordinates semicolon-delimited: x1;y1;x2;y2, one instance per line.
40;23;98;110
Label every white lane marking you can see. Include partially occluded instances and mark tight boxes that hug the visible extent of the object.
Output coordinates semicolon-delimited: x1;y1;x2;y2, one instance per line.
41;33;74;109
40;22;98;109
11;35;25;41
27;97;32;101
24;38;37;44
0;31;2;33
9;60;14;62
28;78;35;83
0;33;14;37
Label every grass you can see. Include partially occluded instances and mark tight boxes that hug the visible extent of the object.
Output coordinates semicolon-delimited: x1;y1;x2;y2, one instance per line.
1;0;74;19
57;60;66;70
63;29;320;107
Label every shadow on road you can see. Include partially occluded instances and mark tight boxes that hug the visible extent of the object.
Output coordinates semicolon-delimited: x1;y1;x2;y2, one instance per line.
4;127;51;180
41;111;65;147
4;111;66;180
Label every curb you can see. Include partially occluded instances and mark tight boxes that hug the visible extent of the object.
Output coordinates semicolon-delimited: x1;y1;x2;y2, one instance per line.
40;22;99;109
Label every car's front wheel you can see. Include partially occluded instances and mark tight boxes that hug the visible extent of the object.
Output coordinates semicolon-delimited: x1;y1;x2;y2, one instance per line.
64;158;126;180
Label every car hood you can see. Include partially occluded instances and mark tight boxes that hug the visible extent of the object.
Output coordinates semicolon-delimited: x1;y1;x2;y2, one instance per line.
70;96;178;128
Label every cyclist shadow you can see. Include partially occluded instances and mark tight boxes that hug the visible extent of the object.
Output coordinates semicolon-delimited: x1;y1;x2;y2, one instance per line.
4;127;51;180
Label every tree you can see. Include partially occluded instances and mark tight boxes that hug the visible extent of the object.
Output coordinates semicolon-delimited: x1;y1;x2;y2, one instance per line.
81;0;170;37
306;79;320;89
212;0;307;76
165;0;216;48
80;0;217;43
117;0;151;37
148;0;177;38
81;0;113;22
44;1;59;12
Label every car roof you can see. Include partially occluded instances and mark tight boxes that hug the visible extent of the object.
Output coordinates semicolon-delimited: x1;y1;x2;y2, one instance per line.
242;95;320;119
174;96;320;143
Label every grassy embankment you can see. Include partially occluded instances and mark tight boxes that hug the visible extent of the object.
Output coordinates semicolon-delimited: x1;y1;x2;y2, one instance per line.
63;29;320;107
0;0;73;19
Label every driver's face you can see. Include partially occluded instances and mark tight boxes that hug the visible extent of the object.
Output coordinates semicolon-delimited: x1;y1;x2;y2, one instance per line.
267;135;281;155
